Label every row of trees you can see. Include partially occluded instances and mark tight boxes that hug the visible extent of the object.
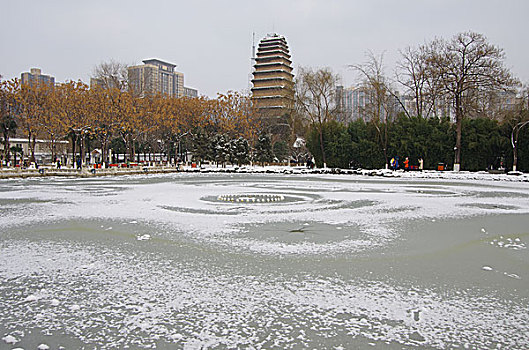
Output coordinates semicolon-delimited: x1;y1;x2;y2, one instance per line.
306;115;529;171
296;31;528;171
0;79;264;166
189;132;292;166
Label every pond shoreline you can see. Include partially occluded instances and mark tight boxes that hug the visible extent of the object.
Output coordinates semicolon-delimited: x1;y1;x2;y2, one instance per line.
0;165;528;182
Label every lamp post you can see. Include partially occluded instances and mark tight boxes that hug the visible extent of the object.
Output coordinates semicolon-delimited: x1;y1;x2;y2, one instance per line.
177;132;189;165
453;147;459;172
156;140;162;164
511;120;529;172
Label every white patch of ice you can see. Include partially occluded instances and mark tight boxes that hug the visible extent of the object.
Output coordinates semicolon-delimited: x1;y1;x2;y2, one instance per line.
137;234;151;241
504;272;521;280
24;295;38;302
2;335;18;344
169;333;183;341
37;344;49;350
482;266;493;271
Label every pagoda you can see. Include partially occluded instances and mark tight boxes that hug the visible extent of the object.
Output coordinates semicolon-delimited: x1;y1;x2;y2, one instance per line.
251;34;294;134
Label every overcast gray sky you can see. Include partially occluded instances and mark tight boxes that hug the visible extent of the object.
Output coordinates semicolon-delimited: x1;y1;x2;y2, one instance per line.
1;0;528;97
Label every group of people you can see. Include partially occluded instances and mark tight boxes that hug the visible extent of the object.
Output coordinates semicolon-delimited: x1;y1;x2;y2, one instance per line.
390;156;424;171
54;157;82;170
1;157;39;169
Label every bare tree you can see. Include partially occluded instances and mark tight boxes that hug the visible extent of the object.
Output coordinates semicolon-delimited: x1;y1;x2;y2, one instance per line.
295;66;339;167
0;79;18;162
91;59;129;91
349;52;400;168
425;31;519;171
396;45;444;118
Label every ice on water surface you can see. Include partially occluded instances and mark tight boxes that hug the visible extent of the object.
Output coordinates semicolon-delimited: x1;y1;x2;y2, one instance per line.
0;173;529;349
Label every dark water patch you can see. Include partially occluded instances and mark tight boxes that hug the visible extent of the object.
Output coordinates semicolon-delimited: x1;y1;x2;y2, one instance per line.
404;188;459;196
240;221;364;245
472;191;529;199
160;204;246;215
459;203;520;210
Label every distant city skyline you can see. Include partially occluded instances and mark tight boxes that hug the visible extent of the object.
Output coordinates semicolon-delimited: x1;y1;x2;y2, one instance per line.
1;0;528;98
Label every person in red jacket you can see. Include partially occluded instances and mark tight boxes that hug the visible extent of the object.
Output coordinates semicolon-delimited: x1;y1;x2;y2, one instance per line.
403;157;409;171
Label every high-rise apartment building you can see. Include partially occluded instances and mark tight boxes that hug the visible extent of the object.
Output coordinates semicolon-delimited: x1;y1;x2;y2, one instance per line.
335;86;367;122
251;34;294;132
128;59;191;98
335;85;406;123
21;68;55;86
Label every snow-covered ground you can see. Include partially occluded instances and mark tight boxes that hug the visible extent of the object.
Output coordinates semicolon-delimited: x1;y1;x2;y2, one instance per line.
1;173;528;349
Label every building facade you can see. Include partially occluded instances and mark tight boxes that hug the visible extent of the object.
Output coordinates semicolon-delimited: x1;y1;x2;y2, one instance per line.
0;138;69;164
127;59;196;98
20;68;55;86
89;77;123;90
335;86;370;122
184;87;198;98
251;33;294;132
335;85;407;123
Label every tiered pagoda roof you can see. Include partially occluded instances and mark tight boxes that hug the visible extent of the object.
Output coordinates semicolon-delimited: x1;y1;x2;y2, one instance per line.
251;34;294;112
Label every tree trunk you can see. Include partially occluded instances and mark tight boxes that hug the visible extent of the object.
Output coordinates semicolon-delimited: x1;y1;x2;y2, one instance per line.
29;134;36;163
51;138;56;164
78;136;84;166
129;134;135;162
3;132;10;161
71;135;76;167
101;138;107;166
318;127;326;168
86;138;91;165
383;117;389;168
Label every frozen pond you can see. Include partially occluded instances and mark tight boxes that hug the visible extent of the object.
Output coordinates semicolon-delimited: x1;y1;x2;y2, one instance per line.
1;173;528;349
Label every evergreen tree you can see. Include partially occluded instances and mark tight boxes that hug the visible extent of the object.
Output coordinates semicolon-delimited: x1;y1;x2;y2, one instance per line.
388;115;453;169
254;133;273;165
272;141;289;163
348;120;385;169
191;128;211;164
306;121;353;168
211;133;231;166
461;118;507;171
233;137;250;166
